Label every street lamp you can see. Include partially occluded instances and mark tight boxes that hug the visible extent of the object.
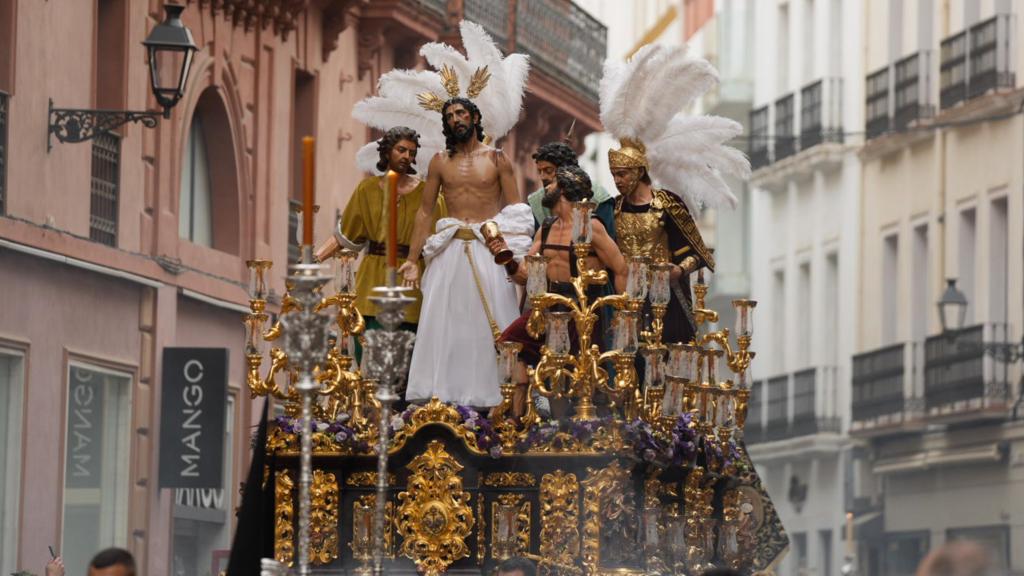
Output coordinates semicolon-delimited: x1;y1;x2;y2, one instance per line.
48;3;197;149
937;278;968;335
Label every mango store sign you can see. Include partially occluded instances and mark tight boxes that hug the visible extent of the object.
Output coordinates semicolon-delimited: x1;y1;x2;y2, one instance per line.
159;348;228;489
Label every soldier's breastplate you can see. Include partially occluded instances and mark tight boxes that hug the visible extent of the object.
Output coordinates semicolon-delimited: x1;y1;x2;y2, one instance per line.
615;210;670;262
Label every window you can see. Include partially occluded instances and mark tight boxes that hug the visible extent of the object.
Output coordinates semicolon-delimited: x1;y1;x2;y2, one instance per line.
0;350;24;576
778;4;790;91
90;132;121;246
172;395;235;576
802;0;814;83
988;197;1008;324
819;529;833;576
910;224;929;341
882;233;899;344
824;253;839;364
958;208;976;324
773;270;786;374
180;115;213;246
61;362;132;572
798;262;811;367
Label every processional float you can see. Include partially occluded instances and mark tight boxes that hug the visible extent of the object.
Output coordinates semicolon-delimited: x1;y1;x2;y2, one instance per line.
245;141;787;576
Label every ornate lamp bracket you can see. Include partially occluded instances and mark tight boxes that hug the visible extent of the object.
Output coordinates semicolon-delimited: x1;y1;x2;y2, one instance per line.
48;98;165;151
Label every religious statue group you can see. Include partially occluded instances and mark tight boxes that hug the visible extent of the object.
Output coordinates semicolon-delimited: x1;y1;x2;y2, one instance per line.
316;21;748;413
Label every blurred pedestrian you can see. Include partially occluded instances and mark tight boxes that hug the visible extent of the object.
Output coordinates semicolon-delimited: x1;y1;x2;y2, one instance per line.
916;540;994;576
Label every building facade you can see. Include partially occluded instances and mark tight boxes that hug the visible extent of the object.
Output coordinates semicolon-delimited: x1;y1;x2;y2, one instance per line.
853;1;1024;574
743;1;864;575
0;1;605;575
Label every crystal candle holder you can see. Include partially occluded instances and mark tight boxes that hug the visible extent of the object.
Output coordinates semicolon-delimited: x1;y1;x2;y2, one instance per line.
246;259;272;300
525;254;549;298
545;311;572;355
245;313;266;355
570;200;596;245
335;249;358;294
732;299;757;338
612;310;639;355
649;262;673;307
625;256;650;300
666;342;688;378
642;346;666;389
496;342;522;384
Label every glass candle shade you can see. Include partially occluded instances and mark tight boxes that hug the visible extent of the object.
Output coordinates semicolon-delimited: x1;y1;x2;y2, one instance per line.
682;345;699;381
644;508;661;547
666;343;688;378
335;249;358;294
705;350;723;384
570;201;596;245
246;259;271;300
612;310;640;354
642;347;666;390
732;299;756;338
716;387;736;429
648;262;673;307
525;254;549;298
625;256;650;300
662;376;684;417
545;311;572;355
353;503;373;551
245;313;266;356
496;342;522;384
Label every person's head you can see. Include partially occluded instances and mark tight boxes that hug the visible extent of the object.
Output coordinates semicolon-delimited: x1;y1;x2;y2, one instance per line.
542;165;593;212
88;548;135;576
607;138;651;196
441;97;484;154
496;556;536;576
532;142;579;188
376;126;420;174
916;540;995;576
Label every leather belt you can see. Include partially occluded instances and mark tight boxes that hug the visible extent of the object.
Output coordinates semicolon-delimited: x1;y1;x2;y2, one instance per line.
367;240;409;259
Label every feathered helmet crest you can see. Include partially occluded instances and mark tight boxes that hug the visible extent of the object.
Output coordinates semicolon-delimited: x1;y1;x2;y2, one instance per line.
351;21;530;175
599;44;750;210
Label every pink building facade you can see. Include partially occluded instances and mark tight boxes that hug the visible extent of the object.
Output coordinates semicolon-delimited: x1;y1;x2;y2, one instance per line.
0;1;605;575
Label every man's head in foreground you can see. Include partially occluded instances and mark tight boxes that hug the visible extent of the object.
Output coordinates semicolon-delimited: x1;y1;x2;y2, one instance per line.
88;548;135;576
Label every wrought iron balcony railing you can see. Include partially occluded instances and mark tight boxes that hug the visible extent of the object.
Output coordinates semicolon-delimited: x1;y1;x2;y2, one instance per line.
749;104;771;169
89;131;121;247
924;323;1011;415
749;367;841;444
773;93;796;161
851;343;906;423
968;14;1017;99
865;66;891;140
417;0;449;19
515;0;607;102
799;78;843;150
894;50;936;130
940;13;1016;110
465;0;509;49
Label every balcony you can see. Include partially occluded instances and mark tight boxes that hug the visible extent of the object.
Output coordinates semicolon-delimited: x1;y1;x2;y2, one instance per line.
893;51;936;130
851;342;925;436
748;105;771;170
923;323;1011;421
773;93;796;161
515;0;606;102
747;367;842;446
465;0;509;49
940;14;1016;110
799;78;843;150
865;66;891;139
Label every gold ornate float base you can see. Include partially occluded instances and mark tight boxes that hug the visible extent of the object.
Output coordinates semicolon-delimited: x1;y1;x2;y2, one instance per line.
268;421;785;575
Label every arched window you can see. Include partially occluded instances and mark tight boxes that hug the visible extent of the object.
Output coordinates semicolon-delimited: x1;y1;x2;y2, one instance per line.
179;115;213;246
177;88;240;254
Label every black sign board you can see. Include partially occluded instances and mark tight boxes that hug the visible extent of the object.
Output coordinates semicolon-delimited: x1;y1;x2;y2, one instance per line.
159;347;228;488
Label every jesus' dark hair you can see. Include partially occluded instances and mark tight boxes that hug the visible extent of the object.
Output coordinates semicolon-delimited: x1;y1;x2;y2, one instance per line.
376;126;420;174
441;97;485;155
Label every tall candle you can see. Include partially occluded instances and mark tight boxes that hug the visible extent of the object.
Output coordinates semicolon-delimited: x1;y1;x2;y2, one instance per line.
386;170;399;270
302;136;315;247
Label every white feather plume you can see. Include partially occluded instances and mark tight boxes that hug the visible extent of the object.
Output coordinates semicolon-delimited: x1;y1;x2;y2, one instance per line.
352;20;529;176
599;43;749;210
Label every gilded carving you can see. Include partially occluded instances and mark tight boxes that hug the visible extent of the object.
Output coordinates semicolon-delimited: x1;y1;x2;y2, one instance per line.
346;471;397;487
395;440;475;575
310;470;340;565
351;494;394;560
539;471;580;574
390;398;488;456
582;460;640;574
491;494;530;560
483;472;536;487
274;470;295;567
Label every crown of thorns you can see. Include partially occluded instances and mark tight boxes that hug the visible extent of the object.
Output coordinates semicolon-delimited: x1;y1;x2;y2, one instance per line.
416;65;491;112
